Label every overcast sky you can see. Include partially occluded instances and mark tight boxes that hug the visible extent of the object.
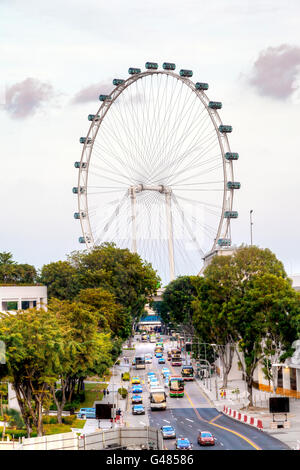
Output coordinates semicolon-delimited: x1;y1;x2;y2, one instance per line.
1;0;300;278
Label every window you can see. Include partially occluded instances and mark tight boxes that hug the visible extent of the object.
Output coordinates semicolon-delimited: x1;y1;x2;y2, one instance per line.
290;367;297;391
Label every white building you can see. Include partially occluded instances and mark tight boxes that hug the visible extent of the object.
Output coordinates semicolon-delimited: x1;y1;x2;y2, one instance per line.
0;285;47;313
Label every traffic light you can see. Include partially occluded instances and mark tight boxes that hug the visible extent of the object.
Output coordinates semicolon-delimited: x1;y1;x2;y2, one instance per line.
185;342;192;352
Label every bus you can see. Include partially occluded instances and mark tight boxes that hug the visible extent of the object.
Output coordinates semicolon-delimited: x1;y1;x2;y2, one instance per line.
135;355;146;369
171;349;182;366
169;376;184;398
181;365;194;381
149;387;167;410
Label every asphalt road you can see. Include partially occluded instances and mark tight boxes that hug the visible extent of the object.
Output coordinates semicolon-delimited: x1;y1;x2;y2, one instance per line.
131;336;290;451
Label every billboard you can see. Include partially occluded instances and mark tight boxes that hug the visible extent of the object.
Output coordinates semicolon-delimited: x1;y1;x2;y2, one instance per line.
269;397;290;413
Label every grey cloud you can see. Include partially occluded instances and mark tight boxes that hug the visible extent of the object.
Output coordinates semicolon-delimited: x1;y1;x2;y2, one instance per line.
4;78;54;118
249;44;300;99
72;81;113;104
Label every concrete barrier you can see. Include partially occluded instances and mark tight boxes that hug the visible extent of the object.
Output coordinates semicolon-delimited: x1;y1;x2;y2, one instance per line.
78;426;163;450
223;406;263;430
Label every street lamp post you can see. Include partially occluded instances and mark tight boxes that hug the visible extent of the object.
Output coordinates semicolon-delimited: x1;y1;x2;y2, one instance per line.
250;209;253;245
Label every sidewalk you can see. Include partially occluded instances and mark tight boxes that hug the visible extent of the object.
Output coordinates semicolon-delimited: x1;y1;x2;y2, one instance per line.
193;369;300;450
81;345;137;434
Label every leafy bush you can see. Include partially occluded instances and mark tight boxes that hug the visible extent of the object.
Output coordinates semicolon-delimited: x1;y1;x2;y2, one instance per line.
42;416;58;424
118;387;128;399
0;427;37;439
62;415;77;425
122;372;130;381
1;408;25;429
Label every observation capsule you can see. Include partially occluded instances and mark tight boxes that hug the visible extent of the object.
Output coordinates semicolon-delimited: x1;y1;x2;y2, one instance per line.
74;161;87;169
224;211;238;219
217;238;231;247
88;114;100;121
74;211;86;219
225;152;239;161
128;67;141;75
162;62;176;70
195;82;209;90
179;69;193;77
209;101;222;109
219;125;232;133
113;78;125;86
99;94;111;101
72;186;85;194
227;181;241;190
79;237;85;243
145;62;158;70
79;137;92;144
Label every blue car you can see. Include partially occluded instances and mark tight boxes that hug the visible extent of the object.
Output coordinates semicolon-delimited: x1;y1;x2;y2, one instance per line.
175;438;192;450
161;425;176;439
131;394;142;404
147;371;156;377
156;352;163;358
158;357;165;364
132;404;145;415
77;407;96;419
132;385;143;393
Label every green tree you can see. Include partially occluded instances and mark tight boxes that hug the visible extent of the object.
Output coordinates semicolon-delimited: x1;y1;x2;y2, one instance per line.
0;252;15;265
192;274;236;388
68;243;160;324
39;260;80;300
192;245;290;393
234;274;300;403
47;299;112;419
76;287;131;339
161;276;203;330
0;308;63;436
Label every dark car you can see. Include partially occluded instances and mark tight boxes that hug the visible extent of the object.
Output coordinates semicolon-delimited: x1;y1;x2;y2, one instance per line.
161;425;176;439
132;404;145;415
197;431;215;446
131;394;142;404
175;438;192;450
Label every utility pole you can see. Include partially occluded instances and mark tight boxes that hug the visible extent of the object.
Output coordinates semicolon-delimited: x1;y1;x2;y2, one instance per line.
250;209;253;246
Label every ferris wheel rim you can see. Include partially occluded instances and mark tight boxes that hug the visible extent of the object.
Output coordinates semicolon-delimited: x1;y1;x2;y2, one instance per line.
76;68;236;261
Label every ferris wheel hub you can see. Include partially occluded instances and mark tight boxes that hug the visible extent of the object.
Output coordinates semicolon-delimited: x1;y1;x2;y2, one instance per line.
129;184;172;194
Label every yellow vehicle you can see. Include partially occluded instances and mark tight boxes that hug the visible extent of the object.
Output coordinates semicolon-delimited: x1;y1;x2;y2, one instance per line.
154;346;163;354
131;377;141;384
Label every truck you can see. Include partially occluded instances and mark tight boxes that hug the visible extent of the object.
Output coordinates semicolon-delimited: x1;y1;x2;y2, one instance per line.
149;387;167;410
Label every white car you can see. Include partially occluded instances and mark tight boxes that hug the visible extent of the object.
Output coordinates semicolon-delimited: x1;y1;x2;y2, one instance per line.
161;368;170;376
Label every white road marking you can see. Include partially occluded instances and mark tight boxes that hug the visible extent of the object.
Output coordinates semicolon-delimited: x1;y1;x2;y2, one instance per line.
185;418;194;422
163;419;170;423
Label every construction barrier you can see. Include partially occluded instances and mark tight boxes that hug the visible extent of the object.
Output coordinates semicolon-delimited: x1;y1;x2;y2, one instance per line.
223;406;263;430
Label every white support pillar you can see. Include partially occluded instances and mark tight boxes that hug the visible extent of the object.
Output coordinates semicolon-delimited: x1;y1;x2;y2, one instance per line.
165;190;175;282
130;186;137;253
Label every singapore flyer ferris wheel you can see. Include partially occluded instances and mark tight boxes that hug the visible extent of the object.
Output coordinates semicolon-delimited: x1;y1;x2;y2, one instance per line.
73;62;240;285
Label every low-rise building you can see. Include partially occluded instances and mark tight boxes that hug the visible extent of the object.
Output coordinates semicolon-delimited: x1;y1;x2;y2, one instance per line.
0;285;47;313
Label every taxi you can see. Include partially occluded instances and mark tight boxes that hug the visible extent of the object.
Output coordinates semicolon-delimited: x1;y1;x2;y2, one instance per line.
131;377;141;385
